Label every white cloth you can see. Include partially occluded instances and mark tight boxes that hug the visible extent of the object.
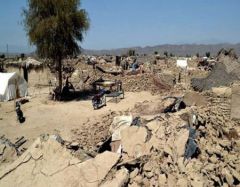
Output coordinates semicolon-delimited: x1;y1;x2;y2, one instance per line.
0;72;28;101
176;60;188;69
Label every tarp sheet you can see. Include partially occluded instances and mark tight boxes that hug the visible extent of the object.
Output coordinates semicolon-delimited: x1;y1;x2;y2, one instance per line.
177;60;188;69
0;72;27;101
109;116;133;141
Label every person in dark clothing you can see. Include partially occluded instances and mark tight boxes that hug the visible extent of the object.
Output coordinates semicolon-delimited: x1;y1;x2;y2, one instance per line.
22;63;28;82
15;101;25;123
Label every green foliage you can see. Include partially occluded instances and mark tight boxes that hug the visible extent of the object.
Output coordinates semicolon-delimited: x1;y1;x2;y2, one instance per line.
23;0;89;59
206;52;211;58
196;53;199;58
164;51;168;57
23;0;89;90
20;53;25;59
170;53;174;57
154;51;158;55
128;49;135;56
0;54;5;59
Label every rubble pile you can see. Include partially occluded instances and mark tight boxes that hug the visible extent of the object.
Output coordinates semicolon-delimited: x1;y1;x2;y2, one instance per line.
70;112;118;153
191;63;239;91
2;54;240;186
192;49;240;91
1;89;240;186
118;103;239;186
0;136;121;187
217;49;240;79
70;61;173;95
122;73;171;94
0;136;27;166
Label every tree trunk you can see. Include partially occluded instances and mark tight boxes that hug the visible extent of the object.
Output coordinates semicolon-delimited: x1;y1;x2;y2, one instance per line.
58;57;62;92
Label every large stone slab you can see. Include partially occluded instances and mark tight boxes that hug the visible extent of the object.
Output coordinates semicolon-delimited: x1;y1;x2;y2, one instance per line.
0;138;120;187
183;91;207;107
121;126;150;158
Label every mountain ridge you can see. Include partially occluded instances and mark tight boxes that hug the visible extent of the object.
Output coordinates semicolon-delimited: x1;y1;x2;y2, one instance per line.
83;43;240;56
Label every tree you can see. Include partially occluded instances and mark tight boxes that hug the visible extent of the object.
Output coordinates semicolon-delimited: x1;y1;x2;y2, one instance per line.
23;0;89;93
196;53;199;58
154;51;158;55
170;53;174;57
0;54;5;59
206;52;211;58
20;53;25;59
164;51;168;57
128;49;135;56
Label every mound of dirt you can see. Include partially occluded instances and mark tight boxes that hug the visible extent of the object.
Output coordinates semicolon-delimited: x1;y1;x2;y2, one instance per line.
191;63;239;91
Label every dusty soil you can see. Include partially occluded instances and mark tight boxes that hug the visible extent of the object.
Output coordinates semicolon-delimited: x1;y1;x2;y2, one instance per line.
0;88;159;147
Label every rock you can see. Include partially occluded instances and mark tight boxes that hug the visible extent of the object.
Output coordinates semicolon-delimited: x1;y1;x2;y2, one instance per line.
150;177;159;186
144;171;154;179
110;140;121;153
158;174;167;186
167;174;177;187
128;182;140;187
177;157;186;173
183;91;208;107
130;168;139;179
222;168;234;186
146;120;161;133
177;178;188;187
143;162;153;172
142;177;150;186
175;128;189;157
0;138;120;187
68;142;79;150
0;144;6;155
204;163;215;171
219;140;231;148
191;180;204;187
212;87;232;98
77;151;120;186
0;146;17;165
229;168;240;181
222;183;228;187
209;155;218;164
146;135;163;151
121;126;150;158
133;175;143;184
163;144;173;156
231;85;240;120
101;168;129;187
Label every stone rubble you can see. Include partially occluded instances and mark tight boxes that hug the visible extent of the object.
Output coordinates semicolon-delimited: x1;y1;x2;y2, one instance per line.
1;53;240;186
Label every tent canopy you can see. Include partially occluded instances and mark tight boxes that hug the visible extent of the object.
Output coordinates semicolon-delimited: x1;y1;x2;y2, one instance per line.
176;60;188;69
0;72;28;101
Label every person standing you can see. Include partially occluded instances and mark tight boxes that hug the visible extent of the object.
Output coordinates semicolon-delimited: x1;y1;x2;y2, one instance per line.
22;63;28;82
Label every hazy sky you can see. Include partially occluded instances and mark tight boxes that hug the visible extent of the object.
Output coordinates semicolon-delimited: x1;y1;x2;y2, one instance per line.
0;0;240;53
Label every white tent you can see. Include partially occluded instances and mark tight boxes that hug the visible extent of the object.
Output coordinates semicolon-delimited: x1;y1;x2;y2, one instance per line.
0;72;28;101
176;59;188;69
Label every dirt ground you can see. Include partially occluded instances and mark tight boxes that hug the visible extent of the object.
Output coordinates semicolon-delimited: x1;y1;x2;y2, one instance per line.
0;87;159;147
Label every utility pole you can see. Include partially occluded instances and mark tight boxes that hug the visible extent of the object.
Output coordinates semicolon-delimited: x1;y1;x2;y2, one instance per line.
6;44;9;58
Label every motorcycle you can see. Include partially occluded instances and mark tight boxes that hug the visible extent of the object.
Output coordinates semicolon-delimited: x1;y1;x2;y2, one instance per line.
92;89;106;110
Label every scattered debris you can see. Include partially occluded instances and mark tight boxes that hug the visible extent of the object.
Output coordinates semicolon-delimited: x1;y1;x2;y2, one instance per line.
192;63;239;91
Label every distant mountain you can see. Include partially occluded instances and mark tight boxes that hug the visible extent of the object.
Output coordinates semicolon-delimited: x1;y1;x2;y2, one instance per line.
83;43;240;56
